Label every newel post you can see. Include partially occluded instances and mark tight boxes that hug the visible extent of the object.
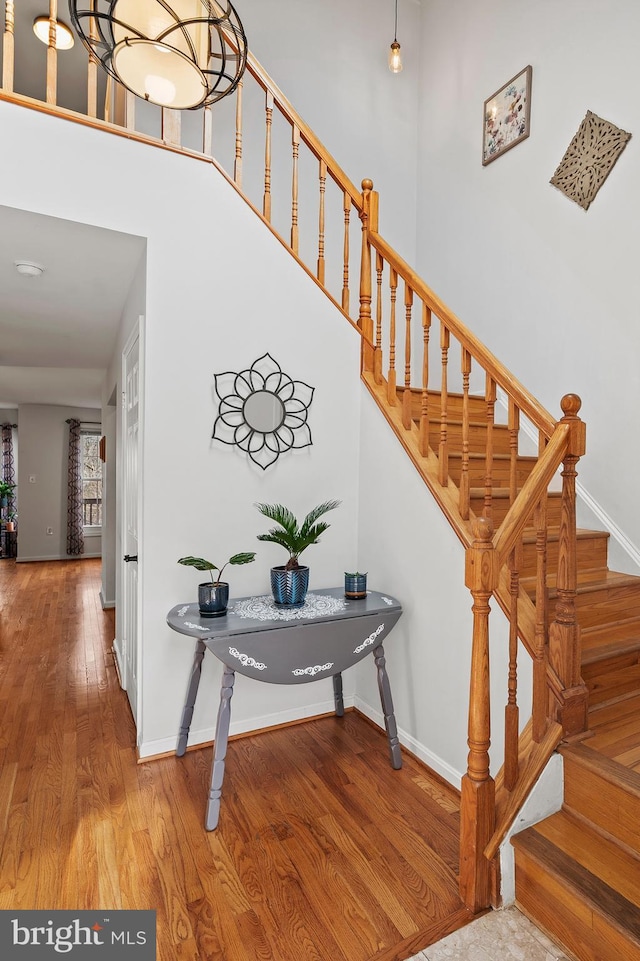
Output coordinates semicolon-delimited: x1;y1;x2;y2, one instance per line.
460;516;498;912
548;393;588;736
358;179;378;373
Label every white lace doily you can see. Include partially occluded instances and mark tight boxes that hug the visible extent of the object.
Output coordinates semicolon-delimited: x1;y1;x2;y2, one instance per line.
231;592;346;622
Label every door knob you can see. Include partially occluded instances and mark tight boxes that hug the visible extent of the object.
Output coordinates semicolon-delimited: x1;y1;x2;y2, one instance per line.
123;554;138;562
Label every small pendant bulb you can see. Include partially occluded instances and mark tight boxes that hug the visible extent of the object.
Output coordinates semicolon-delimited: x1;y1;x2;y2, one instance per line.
388;0;402;73
388;40;402;73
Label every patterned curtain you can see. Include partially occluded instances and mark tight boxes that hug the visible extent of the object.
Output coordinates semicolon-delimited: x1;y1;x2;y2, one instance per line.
66;419;84;556
1;423;16;514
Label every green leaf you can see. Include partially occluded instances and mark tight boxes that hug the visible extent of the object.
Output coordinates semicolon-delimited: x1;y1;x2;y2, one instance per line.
177;556;218;572
228;552;256;566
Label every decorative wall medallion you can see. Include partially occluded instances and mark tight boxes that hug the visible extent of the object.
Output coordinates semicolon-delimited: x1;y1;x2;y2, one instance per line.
550;111;631;210
292;662;334;677
212;353;314;470
228;647;268;671
232;593;346;622
354;623;385;654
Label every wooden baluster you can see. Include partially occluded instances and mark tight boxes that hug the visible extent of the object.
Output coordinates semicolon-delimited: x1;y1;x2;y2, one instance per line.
419;303;432;456
3;0;15;92
86;0;98;118
263;91;273;220
124;91;135;131
234;79;243;187
358;179;376;372
387;267;398;405
203;104;213;157
162;109;181;147
483;376;496;521
317;159;326;284
438;323;450;486
104;75;112;123
504;546;520;791
402;285;413;430
342;192;351;315
291;123;300;254
46;0;58;105
460;348;471;519
548;394;588;736
460;516;497;912
532;464;548;743
508;399;520;506
374;251;384;384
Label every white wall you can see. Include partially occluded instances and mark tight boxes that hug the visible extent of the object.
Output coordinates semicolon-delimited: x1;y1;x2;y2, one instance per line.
416;0;640;568
16;403;101;561
0;101;362;757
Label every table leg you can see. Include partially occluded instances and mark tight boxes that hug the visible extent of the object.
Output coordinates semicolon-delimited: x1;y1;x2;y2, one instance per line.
373;644;402;770
333;673;344;717
176;639;207;757
206;665;236;831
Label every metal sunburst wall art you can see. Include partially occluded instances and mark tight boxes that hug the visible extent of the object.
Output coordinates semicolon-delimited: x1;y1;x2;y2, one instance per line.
212;354;315;470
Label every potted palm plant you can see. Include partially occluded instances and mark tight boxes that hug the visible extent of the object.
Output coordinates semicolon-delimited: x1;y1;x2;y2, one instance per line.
0;481;16;508
255;499;340;606
177;552;255;617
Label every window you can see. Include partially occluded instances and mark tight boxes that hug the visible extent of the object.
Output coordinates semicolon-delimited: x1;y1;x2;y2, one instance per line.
80;429;102;529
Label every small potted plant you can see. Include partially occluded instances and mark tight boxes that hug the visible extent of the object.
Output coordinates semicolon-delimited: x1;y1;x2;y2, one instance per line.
5;509;17;532
177;552;256;617
344;571;367;599
255;499;340;606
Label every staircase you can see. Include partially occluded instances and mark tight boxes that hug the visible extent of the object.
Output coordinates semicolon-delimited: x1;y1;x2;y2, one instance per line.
512;589;640;959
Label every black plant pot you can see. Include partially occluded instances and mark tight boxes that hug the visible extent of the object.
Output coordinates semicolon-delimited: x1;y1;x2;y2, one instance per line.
198;581;229;617
270;566;309;607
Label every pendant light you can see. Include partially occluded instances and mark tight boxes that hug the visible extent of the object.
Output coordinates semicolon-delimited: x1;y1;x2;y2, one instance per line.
388;0;402;73
68;0;248;110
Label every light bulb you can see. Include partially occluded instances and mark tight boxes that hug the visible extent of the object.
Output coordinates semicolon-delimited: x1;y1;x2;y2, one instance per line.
388;40;402;74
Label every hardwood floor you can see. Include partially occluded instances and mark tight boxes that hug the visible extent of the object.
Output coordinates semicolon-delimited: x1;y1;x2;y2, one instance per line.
0;558;473;960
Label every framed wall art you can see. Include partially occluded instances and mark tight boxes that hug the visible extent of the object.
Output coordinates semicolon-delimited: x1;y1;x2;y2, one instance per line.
482;65;532;166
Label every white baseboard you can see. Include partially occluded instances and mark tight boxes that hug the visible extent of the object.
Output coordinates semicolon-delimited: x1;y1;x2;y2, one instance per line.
137;694;356;759
99;590;115;609
354;696;463;789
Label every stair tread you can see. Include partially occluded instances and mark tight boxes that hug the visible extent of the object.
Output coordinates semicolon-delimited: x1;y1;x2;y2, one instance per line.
513;817;640;940
521;528;609;546
522;569;640;595
446;451;537;463
469;486;562;499
561;741;640;797
524;808;640;909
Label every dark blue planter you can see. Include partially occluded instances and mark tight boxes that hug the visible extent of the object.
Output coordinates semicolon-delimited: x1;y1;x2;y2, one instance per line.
198;581;229;617
270;566;309;607
344;572;367;598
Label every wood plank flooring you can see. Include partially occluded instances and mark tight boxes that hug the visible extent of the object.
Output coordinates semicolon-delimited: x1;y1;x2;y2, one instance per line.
0;558;474;960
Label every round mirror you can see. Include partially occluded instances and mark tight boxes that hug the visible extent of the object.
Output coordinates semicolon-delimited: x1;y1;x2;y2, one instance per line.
243;390;285;433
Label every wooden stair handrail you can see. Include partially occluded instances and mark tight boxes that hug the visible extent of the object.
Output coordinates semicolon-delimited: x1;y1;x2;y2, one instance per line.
368;230;556;437
244;52;363;207
493;424;570;565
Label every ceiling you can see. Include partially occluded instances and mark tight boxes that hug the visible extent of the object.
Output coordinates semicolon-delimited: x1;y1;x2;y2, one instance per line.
0;205;146;409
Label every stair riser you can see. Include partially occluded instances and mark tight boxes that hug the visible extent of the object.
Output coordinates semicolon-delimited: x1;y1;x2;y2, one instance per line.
470;495;563;527
404;390;490;421
514;851;640;961
563;754;640;851
448;461;536;487
428;423;512;455
520;535;609;579
569;586;640;629
585;663;640;707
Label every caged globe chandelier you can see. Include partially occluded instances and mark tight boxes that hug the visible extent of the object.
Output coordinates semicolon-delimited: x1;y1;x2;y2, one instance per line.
68;0;248;110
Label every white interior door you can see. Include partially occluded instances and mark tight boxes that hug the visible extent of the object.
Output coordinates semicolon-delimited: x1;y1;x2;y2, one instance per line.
122;329;140;723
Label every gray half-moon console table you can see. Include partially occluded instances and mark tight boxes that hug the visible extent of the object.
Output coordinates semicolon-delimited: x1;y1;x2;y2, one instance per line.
167;587;403;830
